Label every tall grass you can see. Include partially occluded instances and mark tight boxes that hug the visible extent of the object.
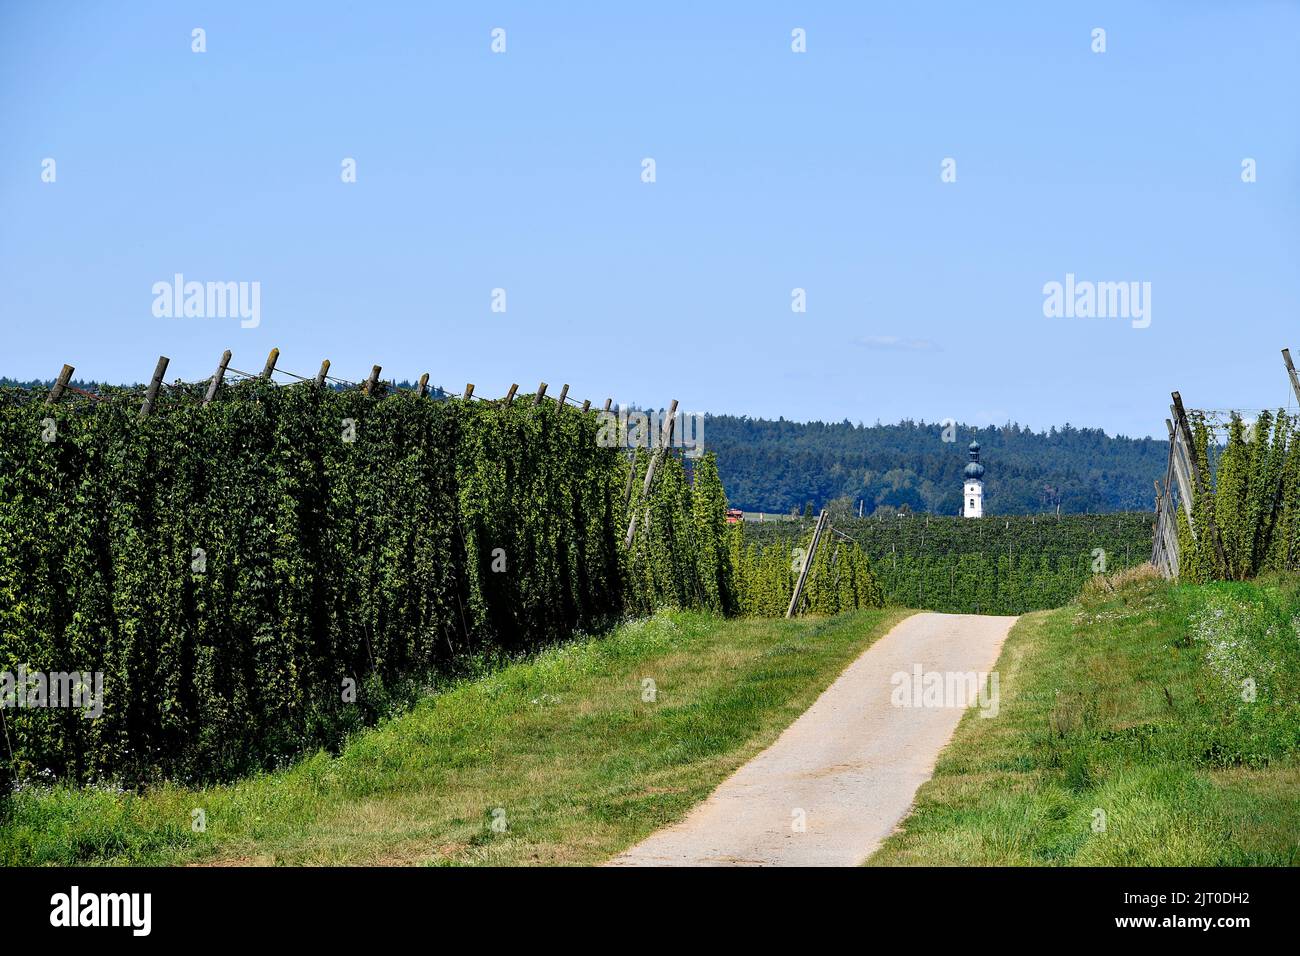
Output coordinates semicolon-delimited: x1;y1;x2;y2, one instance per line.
869;568;1300;866
2;606;906;866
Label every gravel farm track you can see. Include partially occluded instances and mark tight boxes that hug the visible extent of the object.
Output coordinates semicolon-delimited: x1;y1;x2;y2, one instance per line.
610;612;1017;866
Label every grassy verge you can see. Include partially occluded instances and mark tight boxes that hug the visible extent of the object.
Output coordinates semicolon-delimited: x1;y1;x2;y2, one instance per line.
2;607;907;866
869;568;1300;866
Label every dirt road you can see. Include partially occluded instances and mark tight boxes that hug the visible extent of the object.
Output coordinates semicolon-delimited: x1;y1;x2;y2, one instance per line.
608;612;1017;866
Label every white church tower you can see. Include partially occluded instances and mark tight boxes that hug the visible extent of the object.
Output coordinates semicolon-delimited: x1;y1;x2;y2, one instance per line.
962;440;985;518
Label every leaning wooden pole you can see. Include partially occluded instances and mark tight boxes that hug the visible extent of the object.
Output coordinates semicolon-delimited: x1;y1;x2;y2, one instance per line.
1153;480;1177;578
1153;514;1169;579
140;356;170;418
1162;486;1180;578
1283;348;1300;406
46;364;75;404
1170;408;1196;486
260;348;279;380
1159;479;1180;578
1160;428;1176;540
624;400;678;548
1172;391;1226;569
203;350;232;405
658;400;680;453
1165;418;1196;532
1154;420;1180;578
1154;442;1175;574
1152;509;1166;578
315;359;331;386
787;509;829;618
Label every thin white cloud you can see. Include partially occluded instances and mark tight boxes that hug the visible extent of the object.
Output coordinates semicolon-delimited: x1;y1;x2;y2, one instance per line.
854;335;942;353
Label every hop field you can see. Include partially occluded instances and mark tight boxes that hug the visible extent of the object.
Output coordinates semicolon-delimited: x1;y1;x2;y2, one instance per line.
739;512;1153;615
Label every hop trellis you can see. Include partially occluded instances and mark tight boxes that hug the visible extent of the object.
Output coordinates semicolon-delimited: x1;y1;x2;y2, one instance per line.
0;353;754;789
1155;349;1300;583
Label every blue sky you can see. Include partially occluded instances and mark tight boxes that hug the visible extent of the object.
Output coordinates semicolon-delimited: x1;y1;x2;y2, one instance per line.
2;1;1297;439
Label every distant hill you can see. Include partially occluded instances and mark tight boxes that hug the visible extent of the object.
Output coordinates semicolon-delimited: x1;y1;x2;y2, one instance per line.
703;415;1166;516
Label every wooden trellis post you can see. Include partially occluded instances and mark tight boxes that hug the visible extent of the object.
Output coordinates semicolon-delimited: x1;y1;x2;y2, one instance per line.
658;401;679;452
1159;478;1180;574
1153;421;1178;576
46;364;75;404
1283;348;1300;405
533;382;548;406
140;356;169;418
624;400;678;548
1159;411;1190;574
1162;482;1180;577
1160;483;1180;578
417;373;429;398
260;348;279;380
556;383;569;411
504;384;518;406
1165;417;1196;532
1153;486;1163;576
363;365;382;396
787;509;829;618
464;383;475;400
315;360;331;386
1172;391;1226;569
203;351;232;405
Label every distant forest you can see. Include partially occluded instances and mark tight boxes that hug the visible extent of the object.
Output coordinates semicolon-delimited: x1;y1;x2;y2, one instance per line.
704;415;1167;516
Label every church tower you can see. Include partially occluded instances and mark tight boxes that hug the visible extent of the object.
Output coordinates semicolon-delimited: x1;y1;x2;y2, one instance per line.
962;440;985;518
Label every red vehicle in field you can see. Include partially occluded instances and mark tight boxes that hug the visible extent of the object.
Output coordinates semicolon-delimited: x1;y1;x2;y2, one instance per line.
725;508;744;524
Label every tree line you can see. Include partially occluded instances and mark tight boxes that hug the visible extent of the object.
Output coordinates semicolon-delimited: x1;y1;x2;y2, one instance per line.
704;415;1167;516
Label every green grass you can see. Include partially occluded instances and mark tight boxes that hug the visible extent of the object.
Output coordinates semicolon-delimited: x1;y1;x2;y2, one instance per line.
868;568;1300;866
1;606;907;866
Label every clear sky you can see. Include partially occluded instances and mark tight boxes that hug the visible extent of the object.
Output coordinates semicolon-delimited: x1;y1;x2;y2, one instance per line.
2;2;1297;439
